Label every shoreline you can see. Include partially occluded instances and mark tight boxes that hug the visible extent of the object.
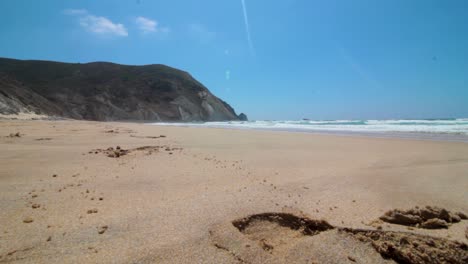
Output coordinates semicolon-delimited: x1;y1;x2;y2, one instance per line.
150;123;468;143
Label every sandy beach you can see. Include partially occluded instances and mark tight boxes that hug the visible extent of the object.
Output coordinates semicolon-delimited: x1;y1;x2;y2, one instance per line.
1;120;467;263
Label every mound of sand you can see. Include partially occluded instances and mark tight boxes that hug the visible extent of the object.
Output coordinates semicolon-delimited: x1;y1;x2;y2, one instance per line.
345;228;468;264
380;206;467;229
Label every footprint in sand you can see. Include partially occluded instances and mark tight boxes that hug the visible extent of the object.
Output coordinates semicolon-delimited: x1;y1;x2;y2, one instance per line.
210;209;468;264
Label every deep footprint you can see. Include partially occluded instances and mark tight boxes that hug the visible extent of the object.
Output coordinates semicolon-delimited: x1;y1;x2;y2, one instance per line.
232;213;333;254
211;212;468;264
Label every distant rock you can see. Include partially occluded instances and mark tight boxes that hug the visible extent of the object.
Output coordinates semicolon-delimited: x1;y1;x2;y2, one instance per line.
238;113;248;121
0;57;245;122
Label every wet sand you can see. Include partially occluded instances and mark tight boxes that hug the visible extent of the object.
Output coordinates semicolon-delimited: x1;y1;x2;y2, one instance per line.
0;120;467;263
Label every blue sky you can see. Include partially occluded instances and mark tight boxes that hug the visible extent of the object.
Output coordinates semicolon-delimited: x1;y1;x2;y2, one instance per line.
1;0;468;120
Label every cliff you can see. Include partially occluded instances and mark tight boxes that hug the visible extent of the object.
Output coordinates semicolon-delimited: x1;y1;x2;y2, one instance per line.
0;58;246;121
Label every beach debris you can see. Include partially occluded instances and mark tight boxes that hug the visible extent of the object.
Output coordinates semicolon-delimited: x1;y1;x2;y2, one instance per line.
104;129;134;134
130;135;166;139
5;247;34;258
23;217;34;223
31;203;40;209
379;206;465;229
7;132;21;138
87;208;98;214
98;225;108;234
46;236;52;242
89;145;181;158
35;138;52;141
105;146;129;158
88;246;99;253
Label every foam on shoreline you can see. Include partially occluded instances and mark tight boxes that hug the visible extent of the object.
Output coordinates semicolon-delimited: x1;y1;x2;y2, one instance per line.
151;119;468;142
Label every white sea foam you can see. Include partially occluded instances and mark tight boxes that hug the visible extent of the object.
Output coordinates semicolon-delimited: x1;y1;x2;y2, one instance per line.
151;119;468;141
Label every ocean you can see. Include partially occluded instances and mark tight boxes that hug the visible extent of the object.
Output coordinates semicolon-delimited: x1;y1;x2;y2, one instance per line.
151;118;468;142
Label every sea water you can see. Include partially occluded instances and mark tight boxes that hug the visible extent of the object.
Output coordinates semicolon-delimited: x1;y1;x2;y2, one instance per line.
151;118;468;142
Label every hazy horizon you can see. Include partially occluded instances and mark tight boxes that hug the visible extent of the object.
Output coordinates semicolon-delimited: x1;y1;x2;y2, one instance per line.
1;0;468;120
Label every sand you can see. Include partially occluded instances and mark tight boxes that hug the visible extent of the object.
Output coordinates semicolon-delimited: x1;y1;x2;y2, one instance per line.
0;120;467;263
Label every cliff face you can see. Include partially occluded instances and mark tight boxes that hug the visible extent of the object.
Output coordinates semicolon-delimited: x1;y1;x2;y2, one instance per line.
0;58;245;121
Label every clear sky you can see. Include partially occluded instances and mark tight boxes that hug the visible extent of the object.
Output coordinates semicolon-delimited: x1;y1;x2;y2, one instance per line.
1;0;468;120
